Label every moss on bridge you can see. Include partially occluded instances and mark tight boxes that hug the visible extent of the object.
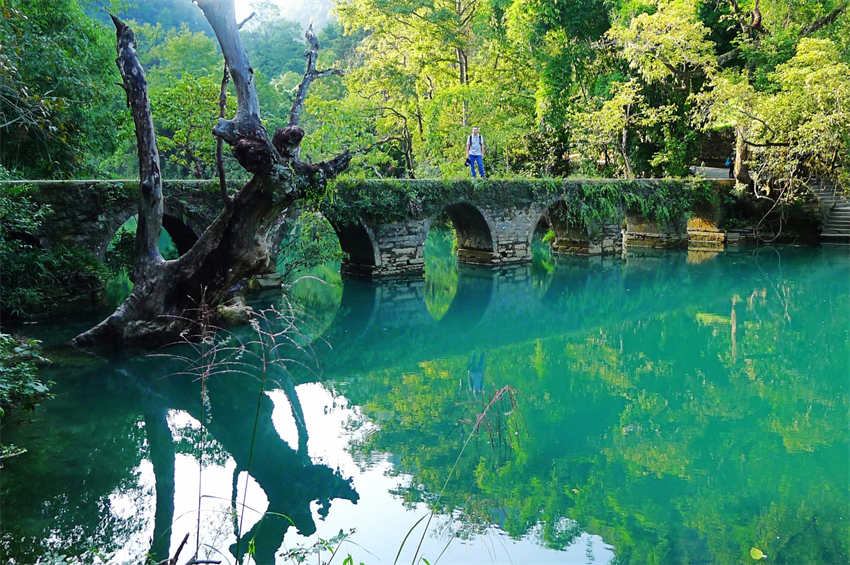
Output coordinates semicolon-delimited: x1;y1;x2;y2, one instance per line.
323;177;726;228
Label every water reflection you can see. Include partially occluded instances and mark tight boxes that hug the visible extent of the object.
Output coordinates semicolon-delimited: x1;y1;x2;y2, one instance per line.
423;219;458;320
0;340;358;564
0;246;847;564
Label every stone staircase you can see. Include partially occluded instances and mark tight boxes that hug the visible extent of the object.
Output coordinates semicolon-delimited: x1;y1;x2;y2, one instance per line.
814;185;850;244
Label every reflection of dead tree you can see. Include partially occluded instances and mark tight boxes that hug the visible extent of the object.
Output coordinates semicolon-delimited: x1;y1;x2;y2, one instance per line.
137;301;359;563
155;532;221;565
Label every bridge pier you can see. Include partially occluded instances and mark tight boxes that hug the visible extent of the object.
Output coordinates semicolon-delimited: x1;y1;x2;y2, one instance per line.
338;219;427;278
542;201;623;256
686;216;726;251
549;222;624;256
485;205;542;264
623;215;688;249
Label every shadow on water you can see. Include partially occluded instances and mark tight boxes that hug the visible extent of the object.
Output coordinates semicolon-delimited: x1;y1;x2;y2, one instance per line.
0;332;358;564
0;245;848;564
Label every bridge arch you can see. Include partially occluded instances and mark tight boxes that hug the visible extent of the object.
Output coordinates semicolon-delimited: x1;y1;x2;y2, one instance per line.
104;212;200;264
161;213;200;256
330;220;381;277
533;197;623;256
433;201;497;264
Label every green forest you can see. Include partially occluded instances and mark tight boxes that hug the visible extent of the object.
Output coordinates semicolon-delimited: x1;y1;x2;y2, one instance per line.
1;0;847;185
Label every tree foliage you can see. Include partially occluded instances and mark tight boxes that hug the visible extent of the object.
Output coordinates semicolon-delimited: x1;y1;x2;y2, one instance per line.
2;0;847;188
0;0;120;178
700;37;850;199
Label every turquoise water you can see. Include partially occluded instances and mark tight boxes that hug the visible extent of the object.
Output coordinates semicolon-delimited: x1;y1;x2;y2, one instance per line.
1;242;848;565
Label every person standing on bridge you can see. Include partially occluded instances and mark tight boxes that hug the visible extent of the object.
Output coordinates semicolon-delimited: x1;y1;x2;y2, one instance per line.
466;126;486;178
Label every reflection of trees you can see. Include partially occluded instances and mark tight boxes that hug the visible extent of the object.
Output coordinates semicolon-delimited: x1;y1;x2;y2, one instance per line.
0;365;149;562
1;344;359;564
424;221;458;320
339;250;850;564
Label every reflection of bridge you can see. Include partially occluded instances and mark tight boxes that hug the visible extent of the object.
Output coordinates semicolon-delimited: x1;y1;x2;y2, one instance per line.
306;248;803;378
300;249;828;379
8;178;733;278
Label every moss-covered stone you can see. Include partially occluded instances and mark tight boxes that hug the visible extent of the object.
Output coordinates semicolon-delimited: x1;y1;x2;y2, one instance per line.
324;178;721;229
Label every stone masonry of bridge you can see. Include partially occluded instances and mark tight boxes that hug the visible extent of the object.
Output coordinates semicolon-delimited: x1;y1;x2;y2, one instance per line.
323;178;736;276
5;177;773;279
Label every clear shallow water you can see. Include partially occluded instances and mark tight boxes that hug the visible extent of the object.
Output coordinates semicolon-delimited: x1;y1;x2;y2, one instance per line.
1;243;848;565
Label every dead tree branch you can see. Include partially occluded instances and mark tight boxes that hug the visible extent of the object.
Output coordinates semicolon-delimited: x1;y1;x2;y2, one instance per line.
194;0;274;161
110;14;164;279
288;25;343;127
215;11;256;201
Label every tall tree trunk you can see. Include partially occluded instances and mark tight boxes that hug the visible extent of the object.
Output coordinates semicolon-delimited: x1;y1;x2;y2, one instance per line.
109;15;164;282
734;126;750;184
620;107;634;179
457;47;469;126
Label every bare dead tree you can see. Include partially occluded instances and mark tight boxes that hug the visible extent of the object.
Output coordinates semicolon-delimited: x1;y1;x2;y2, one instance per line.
289;24;343;128
73;2;357;350
215;11;255;202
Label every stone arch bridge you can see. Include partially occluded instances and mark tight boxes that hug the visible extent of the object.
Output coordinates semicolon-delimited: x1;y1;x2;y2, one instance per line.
7;178;733;277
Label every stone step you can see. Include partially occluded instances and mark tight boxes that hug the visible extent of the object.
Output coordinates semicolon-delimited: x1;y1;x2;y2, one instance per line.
820;233;850;244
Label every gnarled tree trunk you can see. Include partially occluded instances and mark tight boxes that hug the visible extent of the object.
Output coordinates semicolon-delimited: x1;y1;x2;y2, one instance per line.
73;1;352;350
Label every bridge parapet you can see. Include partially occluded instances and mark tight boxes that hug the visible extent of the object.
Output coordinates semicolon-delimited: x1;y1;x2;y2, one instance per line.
2;180;229;259
326;178;728;276
4;178;740;279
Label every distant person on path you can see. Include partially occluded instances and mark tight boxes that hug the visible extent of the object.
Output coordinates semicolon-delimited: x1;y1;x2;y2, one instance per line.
725;150;735;178
466;126;486;178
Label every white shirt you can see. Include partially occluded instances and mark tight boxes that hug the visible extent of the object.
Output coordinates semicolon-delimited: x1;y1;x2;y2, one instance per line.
468;134;484;156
